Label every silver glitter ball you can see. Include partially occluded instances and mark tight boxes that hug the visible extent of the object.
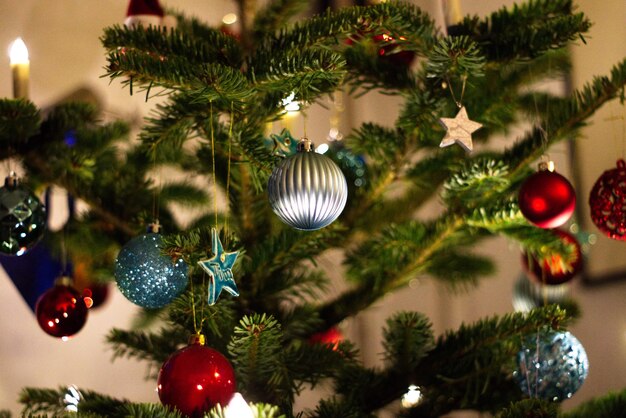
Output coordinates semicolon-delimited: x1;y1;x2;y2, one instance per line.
514;330;589;401
268;139;348;230
115;233;188;309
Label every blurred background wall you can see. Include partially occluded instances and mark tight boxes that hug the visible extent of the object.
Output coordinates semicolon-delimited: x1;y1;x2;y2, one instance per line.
0;0;623;416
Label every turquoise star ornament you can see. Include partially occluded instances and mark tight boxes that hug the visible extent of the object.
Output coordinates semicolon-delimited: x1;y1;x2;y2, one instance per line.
197;229;240;305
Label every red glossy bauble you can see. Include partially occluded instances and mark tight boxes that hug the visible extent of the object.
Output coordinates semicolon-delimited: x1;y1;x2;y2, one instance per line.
589;159;626;240
309;327;343;351
518;169;576;228
158;338;236;417
522;229;582;285
35;284;89;339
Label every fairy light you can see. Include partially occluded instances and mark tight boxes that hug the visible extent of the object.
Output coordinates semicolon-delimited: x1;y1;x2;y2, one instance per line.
401;385;423;408
9;37;29;99
222;13;237;25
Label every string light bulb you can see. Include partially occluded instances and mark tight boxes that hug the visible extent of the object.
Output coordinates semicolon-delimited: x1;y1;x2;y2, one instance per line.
401;385;423;408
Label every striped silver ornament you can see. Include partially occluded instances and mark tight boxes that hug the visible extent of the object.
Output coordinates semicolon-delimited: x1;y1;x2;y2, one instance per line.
268;138;348;230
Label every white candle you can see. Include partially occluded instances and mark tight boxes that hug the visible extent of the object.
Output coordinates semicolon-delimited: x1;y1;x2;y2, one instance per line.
9;37;29;99
443;0;463;27
224;393;254;418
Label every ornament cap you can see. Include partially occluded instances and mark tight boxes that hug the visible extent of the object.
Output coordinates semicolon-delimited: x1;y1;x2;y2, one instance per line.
4;172;19;189
188;333;206;346
55;276;73;287
297;138;315;152
538;160;555;172
147;221;161;234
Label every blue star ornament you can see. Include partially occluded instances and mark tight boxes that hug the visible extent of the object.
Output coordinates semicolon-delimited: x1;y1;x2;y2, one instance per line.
197;229;240;305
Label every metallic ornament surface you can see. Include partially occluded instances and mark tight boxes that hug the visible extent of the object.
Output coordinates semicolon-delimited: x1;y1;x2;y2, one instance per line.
268;140;348;230
0;179;46;256
514;330;589;401
115;233;188;309
35;284;88;338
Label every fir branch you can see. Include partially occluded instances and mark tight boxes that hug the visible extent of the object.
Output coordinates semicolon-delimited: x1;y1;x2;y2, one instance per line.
105;50;254;103
252;0;310;40
250;49;346;103
102;24;242;68
228;314;291;407
563;388;626;418
106;327;188;371
498;398;558;418
455;0;591;61
20;387;128;417
442;158;511;206
425;251;495;288
0;99;40;147
120;403;182;418
160;182;209;207
382;312;434;370
425;35;485;81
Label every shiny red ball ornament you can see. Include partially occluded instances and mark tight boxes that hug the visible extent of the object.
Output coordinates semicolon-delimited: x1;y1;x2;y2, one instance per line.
589;159;626;240
35;279;89;339
82;283;110;310
519;164;576;228
158;335;236;417
522;229;583;286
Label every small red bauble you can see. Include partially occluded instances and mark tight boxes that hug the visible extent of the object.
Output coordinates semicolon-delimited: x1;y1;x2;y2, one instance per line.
35;281;89;339
589;159;626;240
309;327;343;351
158;335;236;417
82;283;110;310
518;165;576;228
522;229;582;286
372;34;415;67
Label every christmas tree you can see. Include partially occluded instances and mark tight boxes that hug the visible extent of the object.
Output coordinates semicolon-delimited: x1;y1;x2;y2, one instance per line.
2;0;625;417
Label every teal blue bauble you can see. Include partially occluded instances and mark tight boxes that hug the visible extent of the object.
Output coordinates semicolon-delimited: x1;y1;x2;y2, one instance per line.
514;330;589;401
115;233;188;309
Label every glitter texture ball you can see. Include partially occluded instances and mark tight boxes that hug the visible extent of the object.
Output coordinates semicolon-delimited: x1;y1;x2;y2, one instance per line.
158;342;236;417
519;169;576;229
514;330;589;401
589;159;626;240
268;139;348;231
0;181;46;256
115;233;188;309
521;229;582;286
35;284;89;339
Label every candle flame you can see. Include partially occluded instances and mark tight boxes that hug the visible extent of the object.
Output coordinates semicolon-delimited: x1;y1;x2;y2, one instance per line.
9;38;29;65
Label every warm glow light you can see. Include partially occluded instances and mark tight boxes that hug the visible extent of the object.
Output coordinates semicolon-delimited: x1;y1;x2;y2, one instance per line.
61;336;69;342
214;372;221;378
281;92;300;113
225;393;254;418
401;385;423;408
9;38;29;64
316;143;329;154
196;384;203;390
222;13;237;25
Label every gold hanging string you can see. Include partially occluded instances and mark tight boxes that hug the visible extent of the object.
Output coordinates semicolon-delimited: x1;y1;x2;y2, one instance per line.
225;103;234;247
210;101;218;229
302;105;308;139
445;74;467;108
190;268;198;334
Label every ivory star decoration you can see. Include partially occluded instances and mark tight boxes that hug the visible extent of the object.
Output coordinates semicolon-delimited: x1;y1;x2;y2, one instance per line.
438;106;483;152
197;229;240;305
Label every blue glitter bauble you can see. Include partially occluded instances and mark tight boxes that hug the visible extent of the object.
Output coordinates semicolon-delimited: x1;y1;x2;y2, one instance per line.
115;233;188;309
514;330;589;401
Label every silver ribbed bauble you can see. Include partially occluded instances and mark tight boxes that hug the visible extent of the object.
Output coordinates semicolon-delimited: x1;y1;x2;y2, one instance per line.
268;138;348;230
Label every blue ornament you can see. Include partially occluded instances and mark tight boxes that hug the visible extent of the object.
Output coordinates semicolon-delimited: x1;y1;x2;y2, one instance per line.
197;229;239;305
514;330;589;401
115;233;188;309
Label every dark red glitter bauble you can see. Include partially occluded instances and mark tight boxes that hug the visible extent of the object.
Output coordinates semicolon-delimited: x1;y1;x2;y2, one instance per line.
519;169;576;228
589;159;626;240
158;341;236;417
35;284;89;339
522;229;582;286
